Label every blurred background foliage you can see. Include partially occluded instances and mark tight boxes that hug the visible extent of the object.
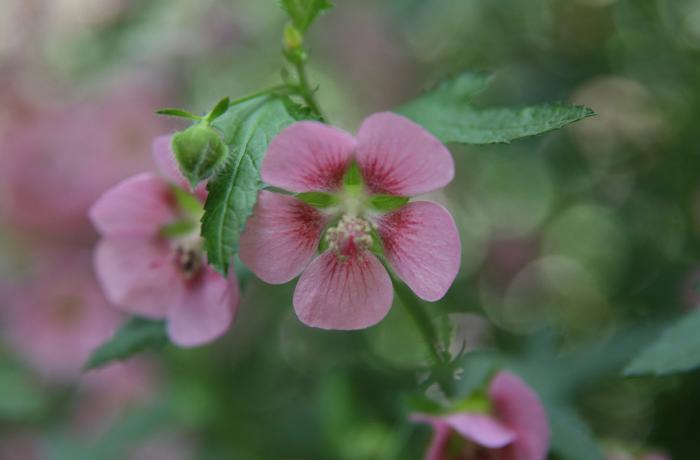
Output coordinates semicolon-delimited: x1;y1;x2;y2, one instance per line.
1;0;699;458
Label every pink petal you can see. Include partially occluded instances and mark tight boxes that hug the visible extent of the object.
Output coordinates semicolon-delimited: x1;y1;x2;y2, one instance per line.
293;251;392;329
152;135;207;199
489;372;550;460
443;413;516;449
166;267;239;347
261;121;356;192
412;413;515;454
89;173;175;237
379;201;461;301
425;423;452;460
94;238;179;318
411;414;452;460
239;191;327;284
643;454;670;460
356;112;454;195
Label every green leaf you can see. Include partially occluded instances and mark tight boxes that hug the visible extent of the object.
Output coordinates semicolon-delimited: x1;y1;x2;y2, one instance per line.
84;317;168;371
369;194;409;212
172;124;228;188
548;405;605;460
155;108;202;121
296;191;338;208
207;97;230;122
396;72;595;144
279;0;333;33
624;310;700;376
201;96;307;275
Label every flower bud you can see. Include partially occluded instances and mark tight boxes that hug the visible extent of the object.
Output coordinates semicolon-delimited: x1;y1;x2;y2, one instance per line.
283;23;303;52
172;124;227;189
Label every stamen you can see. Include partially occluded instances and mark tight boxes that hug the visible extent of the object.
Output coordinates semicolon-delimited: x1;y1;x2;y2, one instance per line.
325;215;376;260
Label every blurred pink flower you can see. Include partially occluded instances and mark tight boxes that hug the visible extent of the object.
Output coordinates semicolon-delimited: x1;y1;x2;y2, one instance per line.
2;251;121;382
73;359;161;434
0;433;42;460
412;371;550;460
0;80;171;241
240;112;460;330
606;447;670;460
127;432;197;460
90;136;239;347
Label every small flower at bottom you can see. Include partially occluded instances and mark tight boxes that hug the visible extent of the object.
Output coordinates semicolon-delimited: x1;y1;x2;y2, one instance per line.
239;112;461;330
412;371;550;460
89;135;239;347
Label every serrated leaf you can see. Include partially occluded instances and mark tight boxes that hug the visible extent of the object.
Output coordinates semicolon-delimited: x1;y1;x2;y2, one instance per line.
201;96;306;275
396;72;595;144
279;0;333;33
84;317;168;371
624;310;700;376
155;108;202;121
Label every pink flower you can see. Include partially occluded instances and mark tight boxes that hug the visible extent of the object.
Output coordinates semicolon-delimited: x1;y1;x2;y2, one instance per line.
2;251;121;382
412;371;550;460
605;448;670;460
0;80;172;241
240;112;460;329
90;136;239;347
73;359;161;435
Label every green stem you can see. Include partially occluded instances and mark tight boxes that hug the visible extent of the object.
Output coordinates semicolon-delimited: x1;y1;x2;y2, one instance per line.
291;59;327;121
227;85;292;107
391;274;444;366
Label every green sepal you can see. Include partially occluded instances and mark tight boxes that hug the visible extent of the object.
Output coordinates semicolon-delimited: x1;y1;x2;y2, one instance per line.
206;97;230;123
160;219;197;238
171;185;203;216
343;161;363;189
450;390;492;414
318;235;329;253
155;108;202;121
172;124;228;189
369;226;384;256
369;194;409;212
296;191;338;208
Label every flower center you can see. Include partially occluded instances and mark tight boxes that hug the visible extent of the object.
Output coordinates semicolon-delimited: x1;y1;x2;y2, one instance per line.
325;215;375;260
173;237;204;280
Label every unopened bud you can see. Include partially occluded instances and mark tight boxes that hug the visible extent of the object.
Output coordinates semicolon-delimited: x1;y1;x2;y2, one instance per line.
172;124;227;189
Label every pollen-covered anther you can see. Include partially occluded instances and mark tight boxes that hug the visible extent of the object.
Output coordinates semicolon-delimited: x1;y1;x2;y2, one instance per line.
325;215;375;260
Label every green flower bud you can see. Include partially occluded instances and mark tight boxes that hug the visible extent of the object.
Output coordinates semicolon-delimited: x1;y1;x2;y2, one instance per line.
283;23;303;52
172;124;227;189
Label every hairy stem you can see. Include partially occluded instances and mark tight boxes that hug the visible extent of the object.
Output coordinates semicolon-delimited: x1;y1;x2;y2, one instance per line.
227;85;292;107
391;274;444;366
291;59;327;121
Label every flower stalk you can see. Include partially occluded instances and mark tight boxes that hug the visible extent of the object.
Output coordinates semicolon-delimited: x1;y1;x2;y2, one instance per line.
390;273;445;366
